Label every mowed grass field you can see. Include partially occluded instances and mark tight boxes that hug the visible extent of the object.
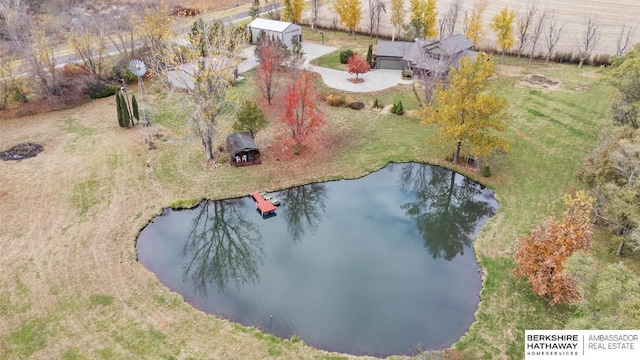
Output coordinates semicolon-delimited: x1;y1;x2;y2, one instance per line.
0;50;614;360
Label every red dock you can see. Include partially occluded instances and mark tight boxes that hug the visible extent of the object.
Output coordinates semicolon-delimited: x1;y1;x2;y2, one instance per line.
251;192;277;216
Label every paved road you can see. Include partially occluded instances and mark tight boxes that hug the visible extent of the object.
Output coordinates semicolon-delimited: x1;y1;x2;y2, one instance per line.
54;4;274;70
56;3;410;93
239;42;412;92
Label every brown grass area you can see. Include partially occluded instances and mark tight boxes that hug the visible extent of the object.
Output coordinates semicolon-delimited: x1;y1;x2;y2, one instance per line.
494;64;525;78
175;0;251;12
0;96;372;359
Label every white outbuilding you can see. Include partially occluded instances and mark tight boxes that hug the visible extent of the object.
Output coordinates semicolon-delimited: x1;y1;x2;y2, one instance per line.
248;18;302;48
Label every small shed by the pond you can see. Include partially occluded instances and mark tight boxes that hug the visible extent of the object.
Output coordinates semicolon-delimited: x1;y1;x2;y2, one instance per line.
226;132;262;167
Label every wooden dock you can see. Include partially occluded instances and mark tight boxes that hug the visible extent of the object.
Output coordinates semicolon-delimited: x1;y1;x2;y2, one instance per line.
251;192;277;216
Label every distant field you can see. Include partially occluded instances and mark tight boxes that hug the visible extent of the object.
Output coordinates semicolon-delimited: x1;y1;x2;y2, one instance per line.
305;0;640;57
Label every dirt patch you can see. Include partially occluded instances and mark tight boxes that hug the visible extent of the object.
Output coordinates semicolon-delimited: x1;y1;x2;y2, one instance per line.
348;78;365;83
516;74;562;90
0;142;44;161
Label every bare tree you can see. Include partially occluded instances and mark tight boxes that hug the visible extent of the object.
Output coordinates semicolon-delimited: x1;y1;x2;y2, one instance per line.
515;4;537;58
30;25;64;95
576;16;599;68
68;17;109;79
265;0;281;20
2;0;67;95
1;0;31;54
311;0;320;30
615;25;634;57
374;0;387;38
367;0;379;37
438;0;462;40
528;9;547;65
105;7;137;62
0;43;21;109
544;10;563;62
154;21;247;162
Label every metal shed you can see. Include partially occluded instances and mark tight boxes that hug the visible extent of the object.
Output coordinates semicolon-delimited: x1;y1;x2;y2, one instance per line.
248;18;302;48
226;132;262;167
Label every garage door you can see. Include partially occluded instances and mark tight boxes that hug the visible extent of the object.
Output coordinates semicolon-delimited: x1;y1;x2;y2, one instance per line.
377;58;404;70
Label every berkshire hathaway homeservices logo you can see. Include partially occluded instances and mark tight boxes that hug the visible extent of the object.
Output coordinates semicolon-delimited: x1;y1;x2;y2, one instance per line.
525;330;640;359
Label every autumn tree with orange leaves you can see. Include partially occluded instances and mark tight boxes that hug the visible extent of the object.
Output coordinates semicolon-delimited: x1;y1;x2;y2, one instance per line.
347;53;370;81
514;191;595;305
280;72;325;153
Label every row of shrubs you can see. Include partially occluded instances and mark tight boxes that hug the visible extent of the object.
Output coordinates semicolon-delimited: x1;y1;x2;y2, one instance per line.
324;93;364;110
552;52;612;66
68;59;136;98
324;94;409;116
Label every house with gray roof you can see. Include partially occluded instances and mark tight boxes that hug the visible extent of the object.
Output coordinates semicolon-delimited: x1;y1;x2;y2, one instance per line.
375;34;476;76
374;41;414;70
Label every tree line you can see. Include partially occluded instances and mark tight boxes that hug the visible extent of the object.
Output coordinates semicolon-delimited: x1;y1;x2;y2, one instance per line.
0;0;181;110
303;0;633;66
513;44;640;328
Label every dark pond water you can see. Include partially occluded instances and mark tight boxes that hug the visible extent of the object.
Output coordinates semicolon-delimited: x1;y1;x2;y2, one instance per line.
137;163;498;357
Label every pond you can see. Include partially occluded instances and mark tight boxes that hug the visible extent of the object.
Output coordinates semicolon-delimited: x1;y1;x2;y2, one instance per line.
136;163;498;357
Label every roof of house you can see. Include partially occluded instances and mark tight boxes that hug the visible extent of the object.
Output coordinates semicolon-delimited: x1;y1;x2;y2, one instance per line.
424;34;473;55
401;34;477;73
375;40;415;58
226;132;260;157
248;18;300;33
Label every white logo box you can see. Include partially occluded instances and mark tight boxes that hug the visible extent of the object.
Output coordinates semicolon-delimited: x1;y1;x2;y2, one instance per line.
525;330;640;359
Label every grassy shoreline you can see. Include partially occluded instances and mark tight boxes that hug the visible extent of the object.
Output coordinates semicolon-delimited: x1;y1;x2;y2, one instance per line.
0;54;613;359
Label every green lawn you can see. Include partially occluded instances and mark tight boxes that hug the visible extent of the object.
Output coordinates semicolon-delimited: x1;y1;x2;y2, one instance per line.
149;56;615;359
303;25;379;71
0;51;619;360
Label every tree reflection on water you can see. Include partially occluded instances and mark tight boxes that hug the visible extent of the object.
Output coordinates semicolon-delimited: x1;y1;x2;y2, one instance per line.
279;183;328;242
181;199;264;295
399;163;495;261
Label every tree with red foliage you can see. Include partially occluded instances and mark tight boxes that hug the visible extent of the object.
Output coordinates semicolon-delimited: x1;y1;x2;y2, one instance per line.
513;191;594;305
279;72;325;153
347;53;370;80
253;33;288;105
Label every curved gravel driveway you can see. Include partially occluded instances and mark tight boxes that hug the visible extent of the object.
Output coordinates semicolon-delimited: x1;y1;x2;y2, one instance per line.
238;42;412;92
